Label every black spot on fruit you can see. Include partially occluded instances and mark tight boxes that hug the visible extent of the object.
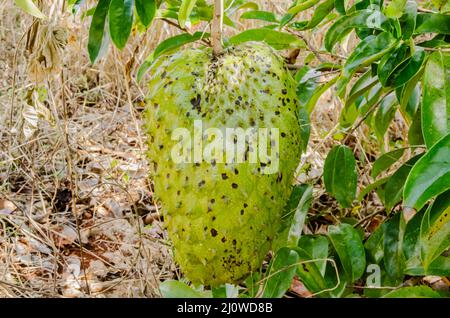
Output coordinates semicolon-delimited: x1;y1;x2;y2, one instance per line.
211;228;218;237
221;173;228;180
232;183;238;189
281;88;287;95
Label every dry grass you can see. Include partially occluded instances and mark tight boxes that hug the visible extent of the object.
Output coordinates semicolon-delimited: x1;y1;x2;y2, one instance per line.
0;0;409;298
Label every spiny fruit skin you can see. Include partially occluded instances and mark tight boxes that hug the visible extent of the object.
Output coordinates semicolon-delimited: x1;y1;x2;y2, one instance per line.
145;42;302;287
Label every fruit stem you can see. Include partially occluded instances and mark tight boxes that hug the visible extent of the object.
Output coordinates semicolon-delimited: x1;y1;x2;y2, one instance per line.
211;0;223;56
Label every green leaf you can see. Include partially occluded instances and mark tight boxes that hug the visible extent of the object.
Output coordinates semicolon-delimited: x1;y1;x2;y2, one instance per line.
88;0;112;63
408;107;425;146
337;33;397;96
109;0;134;49
383;286;441;298
377;43;409;87
403;206;426;260
421;51;450;148
324;9;388;51
211;284;239;298
405;255;450;276
228;28;305;50
341;71;378;127
392;47;426;89
290;0;335;31
135;0;156;27
178;0;197;29
159;280;211;298
383;212;406;280
287;185;313;246
15;0;46;19
262;247;299;298
328;223;366;282
137;32;209;81
274;184;313;250
397;69;423;122
404;133;450;210
415;13;450;35
384;154;423;212
323;145;357;208
342;32;398;84
287;0;321;15
374;92;398;142
240;10;277;23
298;235;329;275
358;176;389;201
364;223;385;263
293;247;331;297
296;66;318;105
420;190;450;270
384;0;406;19
371;148;407;179
306;76;339;113
399;0;417;40
335;0;345;15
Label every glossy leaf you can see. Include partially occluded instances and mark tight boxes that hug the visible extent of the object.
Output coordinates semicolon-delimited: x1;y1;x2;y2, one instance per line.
294;247;330;297
374;92;398;142
341;72;378;127
339;32;398;95
109;0;134;49
392;48;426;88
324;9;388;51
135;0;156;27
383;286;440;298
364;223;385;263
383;212;406;280
287;185;313;246
137;32;209;81
421;51;450;148
384;0;406;19
287;0;321;15
358;176;389;201
159;280;211;298
274;184;312;250
179;0;197;29
88;0;111;63
15;0;46;19
408;108;425;146
399;0;417;40
377;43;409;87
371;148;407;179
384;154;422;212
420;190;450;270
228;28;305;50
296;66;319;105
298;235;329;275
306;76;339;113
404;133;450;210
405;256;450;277
335;0;345;15
397;69;423;122
323;145;357;208
415;13;450;35
328;223;366;282
290;0;334;31
262;247;299;298
240;10;277;23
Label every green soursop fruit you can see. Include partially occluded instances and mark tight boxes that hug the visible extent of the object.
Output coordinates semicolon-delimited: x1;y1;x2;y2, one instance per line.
145;42;303;287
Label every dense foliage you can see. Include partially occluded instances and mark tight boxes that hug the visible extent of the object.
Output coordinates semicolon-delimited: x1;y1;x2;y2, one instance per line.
14;0;450;298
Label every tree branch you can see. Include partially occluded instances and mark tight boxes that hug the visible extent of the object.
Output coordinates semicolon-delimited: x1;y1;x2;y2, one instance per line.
211;0;223;56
